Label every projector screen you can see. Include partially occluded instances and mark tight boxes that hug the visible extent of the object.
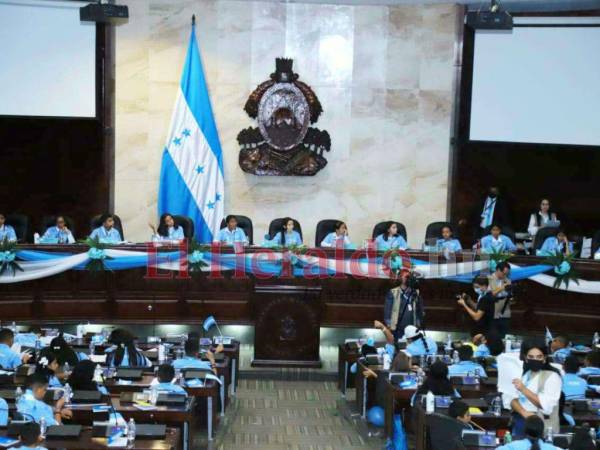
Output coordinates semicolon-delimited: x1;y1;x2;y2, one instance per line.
470;19;600;146
0;0;96;118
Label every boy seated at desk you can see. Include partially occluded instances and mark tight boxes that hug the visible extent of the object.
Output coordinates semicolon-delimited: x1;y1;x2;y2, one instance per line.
448;400;473;430
172;338;220;374
577;350;600;377
0;328;32;369
448;345;488;378
17;373;72;425
13;421;47;450
153;364;187;395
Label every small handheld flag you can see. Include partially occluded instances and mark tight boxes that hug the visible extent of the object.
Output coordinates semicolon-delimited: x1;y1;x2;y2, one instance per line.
545;326;553;345
202;315;222;336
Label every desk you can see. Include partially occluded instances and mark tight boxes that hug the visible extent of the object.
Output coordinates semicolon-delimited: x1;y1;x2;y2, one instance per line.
0;426;180;449
2;246;600;335
337;344;359;397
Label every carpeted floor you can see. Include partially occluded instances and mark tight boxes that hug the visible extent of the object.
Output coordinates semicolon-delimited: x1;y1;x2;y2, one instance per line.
214;379;382;450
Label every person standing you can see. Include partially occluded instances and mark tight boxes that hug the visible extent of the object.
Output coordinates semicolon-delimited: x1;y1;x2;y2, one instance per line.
488;262;513;338
383;271;423;341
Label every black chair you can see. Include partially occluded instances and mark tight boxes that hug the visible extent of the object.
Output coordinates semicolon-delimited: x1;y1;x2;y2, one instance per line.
315;219;342;247
371;221;407;241
172;215;194;239
426;412;468;450
480;225;516;243
219;215;254;245
41;215;76;240
90;214;125;241
5;213;30;242
591;230;600;258
268;218;302;242
424;221;456;242
532;226;560;252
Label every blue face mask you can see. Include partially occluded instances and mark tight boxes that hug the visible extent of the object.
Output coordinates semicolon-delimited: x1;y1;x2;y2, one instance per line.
366;337;375;347
474;287;483;295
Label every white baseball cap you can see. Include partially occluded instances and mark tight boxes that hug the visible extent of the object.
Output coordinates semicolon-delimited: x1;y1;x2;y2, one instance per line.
404;325;420;340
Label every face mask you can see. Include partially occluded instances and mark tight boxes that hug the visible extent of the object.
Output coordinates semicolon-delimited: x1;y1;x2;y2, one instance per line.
524;359;544;372
474;288;483;295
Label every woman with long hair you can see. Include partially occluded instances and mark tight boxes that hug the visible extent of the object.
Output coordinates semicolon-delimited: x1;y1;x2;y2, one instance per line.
106;330;151;368
497;415;560;449
320;221;352;249
374;221;408;251
67;360;108;394
527;198;558;237
35;348;62;388
50;334;87;368
415;360;455;397
149;213;184;241
265;217;302;247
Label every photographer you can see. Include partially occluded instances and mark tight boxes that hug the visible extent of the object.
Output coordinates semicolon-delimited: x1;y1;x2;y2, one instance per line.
457;276;496;337
383;271;423;341
489;261;514;338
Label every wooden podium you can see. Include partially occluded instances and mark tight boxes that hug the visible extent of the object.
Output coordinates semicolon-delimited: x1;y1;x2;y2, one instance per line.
252;284;322;368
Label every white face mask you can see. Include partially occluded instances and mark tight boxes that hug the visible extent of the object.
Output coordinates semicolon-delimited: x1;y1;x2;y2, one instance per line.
474;287;483;295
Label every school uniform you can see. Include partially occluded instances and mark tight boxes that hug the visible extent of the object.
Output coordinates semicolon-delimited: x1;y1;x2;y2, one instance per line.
89;226;122;243
0;224;17;242
435;238;462;253
406;336;438;357
578;366;600;377
48;375;62;388
41;226;75;244
0;397;7;426
497;439;560;450
551;347;571;364
320;232;352;249
537;237;573;256
481;234;517;253
562;373;588;400
215;227;248;245
0;343;21;369
107;349;151;368
154;226;184;241
266;231;303;247
374;234;408;251
172;356;212;371
474;344;491;358
448;360;488;378
154;382;187;395
16;389;57;425
528;211;558;237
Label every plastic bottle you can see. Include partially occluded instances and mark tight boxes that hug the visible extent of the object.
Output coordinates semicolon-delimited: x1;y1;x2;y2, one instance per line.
505;337;512;353
11;321;17;334
593;332;599;347
149;386;158;405
126;417;136;445
34;338;41;358
33;233;40;244
76;324;85;339
158;343;166;363
15;386;23;404
504;432;512;444
64;362;71;375
39;417;47;439
445;334;453;353
546;426;554;443
452;350;459;364
89;338;96;356
383;352;391;370
64;383;72;406
425;391;435;414
492;396;501;416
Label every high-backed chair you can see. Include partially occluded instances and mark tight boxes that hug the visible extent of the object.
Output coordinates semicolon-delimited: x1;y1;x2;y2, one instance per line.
424;221;456;243
5;213;30;242
41;215;76;240
371;221;407;241
219;215;254;245
591;230;600;258
533;226;560;252
426;413;467;450
268;218;303;242
173;215;194;239
90;214;125;241
315;219;342;247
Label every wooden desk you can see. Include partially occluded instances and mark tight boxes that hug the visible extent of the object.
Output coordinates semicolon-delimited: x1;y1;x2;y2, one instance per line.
2;246;600;335
0;427;180;449
337;344;359;397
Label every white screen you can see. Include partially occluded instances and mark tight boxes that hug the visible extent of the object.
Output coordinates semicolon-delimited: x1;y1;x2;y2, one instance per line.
0;0;96;117
470;20;600;146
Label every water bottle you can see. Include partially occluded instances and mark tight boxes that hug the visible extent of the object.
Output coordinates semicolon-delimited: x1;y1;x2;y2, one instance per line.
492;396;501;416
127;417;136;445
64;362;71;375
15;386;23;404
149;386;158;405
474;368;481;382
94;364;103;383
504;432;512;444
11;321;17;334
39;417;47;439
425;391;435;414
593;332;600;347
589;428;596;441
64;383;72;406
383;352;391;370
89;338;95;356
445;334;453;353
419;355;426;368
546;426;554;443
504;337;512;353
452;350;459;364
76;324;85;339
34;338;42;358
34;233;40;244
158;343;166;363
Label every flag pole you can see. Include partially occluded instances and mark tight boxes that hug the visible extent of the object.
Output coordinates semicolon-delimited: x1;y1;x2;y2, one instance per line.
192;14;195;26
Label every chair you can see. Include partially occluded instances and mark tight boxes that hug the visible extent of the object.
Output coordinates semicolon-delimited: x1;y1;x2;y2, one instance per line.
590;230;600;258
267;218;302;242
315;219;342;247
5;213;30;242
90;214;125;241
41;215;76;239
219;215;254;245
426;412;468;450
173;215;194;239
425;221;456;242
533;226;560;252
371;221;407;241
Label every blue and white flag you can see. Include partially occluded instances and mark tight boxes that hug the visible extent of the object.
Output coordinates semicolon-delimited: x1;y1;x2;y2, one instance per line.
545;326;553;344
158;20;224;243
203;315;217;332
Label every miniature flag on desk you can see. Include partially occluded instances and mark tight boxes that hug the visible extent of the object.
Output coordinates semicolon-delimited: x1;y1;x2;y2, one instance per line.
158;15;224;243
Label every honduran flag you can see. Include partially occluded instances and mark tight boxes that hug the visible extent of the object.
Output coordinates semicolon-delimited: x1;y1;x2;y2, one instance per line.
158;18;224;242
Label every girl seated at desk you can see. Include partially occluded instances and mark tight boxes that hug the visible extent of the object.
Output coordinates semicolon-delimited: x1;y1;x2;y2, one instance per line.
480;224;517;253
50;334;88;367
90;213;122;244
320;221;353;249
374;222;408;251
35;349;62;388
435;225;462;253
106;331;151;368
0;213;17;242
68;360;108;395
537;229;573;256
265;217;303;247
41;216;75;244
215;215;249;245
497;415;560;450
149;213;184;242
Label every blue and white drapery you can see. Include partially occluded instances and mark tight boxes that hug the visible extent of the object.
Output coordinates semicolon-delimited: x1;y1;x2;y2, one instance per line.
158;21;224;242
